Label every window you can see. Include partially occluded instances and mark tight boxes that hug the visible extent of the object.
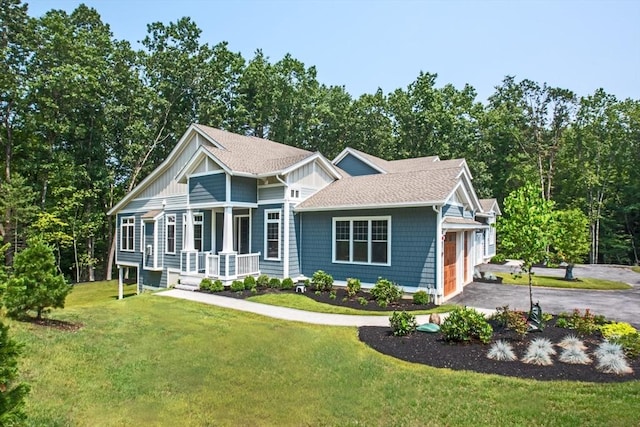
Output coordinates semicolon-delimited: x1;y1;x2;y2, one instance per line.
193;213;203;251
290;189;300;199
166;214;176;254
332;217;390;265
121;216;135;252
265;209;281;260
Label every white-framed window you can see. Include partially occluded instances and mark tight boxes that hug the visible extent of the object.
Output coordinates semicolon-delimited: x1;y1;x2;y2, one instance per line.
264;209;281;260
290;188;300;199
332;216;391;265
193;213;204;251
166;214;176;254
120;216;135;252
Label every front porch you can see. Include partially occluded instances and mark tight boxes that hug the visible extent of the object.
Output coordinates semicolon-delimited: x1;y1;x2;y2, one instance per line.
180;250;261;282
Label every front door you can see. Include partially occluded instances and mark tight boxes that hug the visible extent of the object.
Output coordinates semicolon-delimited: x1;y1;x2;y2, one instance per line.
444;232;457;296
234;216;250;254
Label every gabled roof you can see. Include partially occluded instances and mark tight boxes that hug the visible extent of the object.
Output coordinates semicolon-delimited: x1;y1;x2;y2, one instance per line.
332;147;440;174
109;124;341;215
195;125;315;175
479;198;502;215
296;166;465;211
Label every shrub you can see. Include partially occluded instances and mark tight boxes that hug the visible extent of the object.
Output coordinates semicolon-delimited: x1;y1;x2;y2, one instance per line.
487;340;517;361
492;305;528;339
256;274;270;288
556;308;602;335
268;277;281;289
558;335;586;351
412;290;430;305
490;253;506;264
200;278;213;291
357;296;368;306
250;287;258;295
440;307;493;344
329;290;337;300
559;347;591;365
389;311;417;337
212;280;224;292
370;278;402;306
594;341;625;360
610;333;640;359
230;280;245;292
596;352;633;375
311;270;333;292
0;321;30;424
281;277;294;290
4;239;72;319
243;275;256;290
600;322;637;340
346;277;361;297
521;338;555;366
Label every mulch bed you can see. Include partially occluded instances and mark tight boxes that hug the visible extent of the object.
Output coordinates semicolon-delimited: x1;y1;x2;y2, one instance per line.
211;287;437;312
27;317;83;332
358;320;640;383
201;287;639;382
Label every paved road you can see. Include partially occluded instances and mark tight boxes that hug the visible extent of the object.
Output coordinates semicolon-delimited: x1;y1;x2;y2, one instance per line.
451;263;640;328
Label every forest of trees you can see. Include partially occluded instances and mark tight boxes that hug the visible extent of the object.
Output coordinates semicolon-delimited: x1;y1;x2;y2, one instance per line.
1;0;639;282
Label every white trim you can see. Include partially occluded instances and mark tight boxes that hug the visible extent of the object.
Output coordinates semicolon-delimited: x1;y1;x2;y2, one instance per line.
225;174;231;203
188;169;225;179
434;206;443;303
331;216;391;266
234;214;250;254
332;148;387;174
264;208;282;261
109;125;203;215
257;183;286;188
283;202;290;278
211;209;216;253
175;145;232;183
187;201;258;210
165;214;176;254
120;216;135;252
258;199;286;206
281;152;342;180
296;201;445;212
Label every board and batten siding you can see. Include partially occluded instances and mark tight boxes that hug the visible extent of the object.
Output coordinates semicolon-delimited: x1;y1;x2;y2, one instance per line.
299;207;437;289
252;203;284;277
288;160;335;188
137;133;203;200
230;176;257;203
118;195;188;214
189;173;225;204
335;153;380;177
288;205;301;278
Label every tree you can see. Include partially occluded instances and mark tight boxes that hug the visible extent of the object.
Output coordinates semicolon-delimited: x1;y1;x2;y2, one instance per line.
552;209;590;280
4;239;72;319
497;183;555;310
0;321;29;425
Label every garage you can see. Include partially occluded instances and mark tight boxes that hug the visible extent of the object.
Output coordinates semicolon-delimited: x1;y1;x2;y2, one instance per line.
443;232;457;296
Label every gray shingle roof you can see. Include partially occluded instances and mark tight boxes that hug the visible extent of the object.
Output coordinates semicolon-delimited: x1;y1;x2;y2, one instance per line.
479;198;499;213
296;167;462;210
344;148;441;173
195;124;314;175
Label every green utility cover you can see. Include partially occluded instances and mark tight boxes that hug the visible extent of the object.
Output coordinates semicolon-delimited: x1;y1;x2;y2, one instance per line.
416;323;440;333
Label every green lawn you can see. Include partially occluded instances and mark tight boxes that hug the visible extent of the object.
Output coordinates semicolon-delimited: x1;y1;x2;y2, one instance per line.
247;293;455;315
495;273;631;290
5;280;640;426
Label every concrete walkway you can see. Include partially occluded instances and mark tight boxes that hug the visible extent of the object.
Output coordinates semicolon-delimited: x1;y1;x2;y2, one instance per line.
158;289;494;327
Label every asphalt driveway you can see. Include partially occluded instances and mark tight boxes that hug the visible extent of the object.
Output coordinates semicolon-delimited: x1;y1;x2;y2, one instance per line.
450;263;640;328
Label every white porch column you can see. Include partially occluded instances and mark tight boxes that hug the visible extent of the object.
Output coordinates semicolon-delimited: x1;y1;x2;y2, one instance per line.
184;209;194;251
222;206;234;253
118;266;124;300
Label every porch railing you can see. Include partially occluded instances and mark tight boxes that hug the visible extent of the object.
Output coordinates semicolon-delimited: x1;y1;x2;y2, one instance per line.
206;253;220;277
237;253;260;276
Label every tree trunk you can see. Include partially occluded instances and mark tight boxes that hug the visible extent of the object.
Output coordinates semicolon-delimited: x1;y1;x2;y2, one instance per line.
87;236;95;282
106;227;115;280
564;263;575;281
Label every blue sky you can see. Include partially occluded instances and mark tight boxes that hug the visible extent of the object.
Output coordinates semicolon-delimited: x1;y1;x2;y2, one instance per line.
27;0;640;103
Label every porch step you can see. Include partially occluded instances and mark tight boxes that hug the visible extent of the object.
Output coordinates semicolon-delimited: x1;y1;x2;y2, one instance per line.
176;274;202;291
174;283;199;291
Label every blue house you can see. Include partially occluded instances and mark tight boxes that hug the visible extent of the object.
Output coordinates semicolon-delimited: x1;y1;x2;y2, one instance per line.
108;124;499;303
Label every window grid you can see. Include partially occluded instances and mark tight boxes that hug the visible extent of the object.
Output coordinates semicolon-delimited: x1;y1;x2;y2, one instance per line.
166;215;176;254
265;210;281;260
333;217;390;265
121;217;135;252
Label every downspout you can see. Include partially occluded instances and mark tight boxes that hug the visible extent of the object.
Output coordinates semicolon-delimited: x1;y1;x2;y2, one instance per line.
276;174;290;279
433;204;443;304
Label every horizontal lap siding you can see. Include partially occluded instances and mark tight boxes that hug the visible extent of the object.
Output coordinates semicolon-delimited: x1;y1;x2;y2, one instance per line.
253;204;284;277
164;209;185;271
289;206;300;278
335;154;380;177
300;208;437;289
120;195;188;213
116;213;142;265
443;204;464;218
189;174;225;204
231;176;257;203
258;186;284;201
